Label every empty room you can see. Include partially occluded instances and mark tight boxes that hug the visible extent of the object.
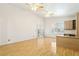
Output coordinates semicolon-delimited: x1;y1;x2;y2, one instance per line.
0;3;79;56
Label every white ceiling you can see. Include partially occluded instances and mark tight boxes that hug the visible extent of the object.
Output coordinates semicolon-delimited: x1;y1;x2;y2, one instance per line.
10;3;79;18
43;3;79;17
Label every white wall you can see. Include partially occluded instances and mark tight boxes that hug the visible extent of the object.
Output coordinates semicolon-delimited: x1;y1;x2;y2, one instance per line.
0;17;7;44
0;4;43;45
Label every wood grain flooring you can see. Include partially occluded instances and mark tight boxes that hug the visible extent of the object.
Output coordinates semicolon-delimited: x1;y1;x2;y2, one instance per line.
0;37;79;56
57;47;79;56
0;37;56;56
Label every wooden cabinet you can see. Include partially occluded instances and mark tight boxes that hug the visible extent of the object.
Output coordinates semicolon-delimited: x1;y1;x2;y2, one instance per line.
56;36;79;56
64;20;76;30
76;13;79;37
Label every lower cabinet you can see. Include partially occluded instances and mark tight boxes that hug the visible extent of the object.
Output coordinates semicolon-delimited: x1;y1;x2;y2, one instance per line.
56;36;79;56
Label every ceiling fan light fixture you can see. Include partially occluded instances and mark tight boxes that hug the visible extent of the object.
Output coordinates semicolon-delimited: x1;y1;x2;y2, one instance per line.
29;3;44;12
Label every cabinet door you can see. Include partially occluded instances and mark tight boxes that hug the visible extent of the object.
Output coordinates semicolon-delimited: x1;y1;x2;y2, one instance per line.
77;13;79;36
64;20;73;30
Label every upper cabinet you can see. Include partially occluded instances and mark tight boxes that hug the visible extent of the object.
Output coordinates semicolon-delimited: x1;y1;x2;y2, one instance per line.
64;20;76;30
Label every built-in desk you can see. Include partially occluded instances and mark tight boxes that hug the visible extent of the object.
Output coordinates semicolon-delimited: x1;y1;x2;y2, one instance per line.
56;36;79;56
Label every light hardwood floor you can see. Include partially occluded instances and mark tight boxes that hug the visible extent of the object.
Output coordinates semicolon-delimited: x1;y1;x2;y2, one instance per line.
0;37;56;56
57;47;79;56
0;37;79;56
